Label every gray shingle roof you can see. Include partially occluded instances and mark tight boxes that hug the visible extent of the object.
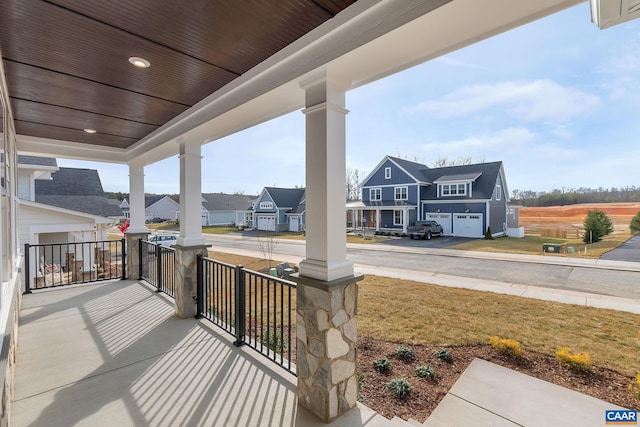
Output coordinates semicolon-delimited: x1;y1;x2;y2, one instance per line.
17;155;57;167
34;167;123;217
433;172;482;182
422;161;503;199
387;156;431;182
264;187;305;210
36;196;124;217
201;193;255;211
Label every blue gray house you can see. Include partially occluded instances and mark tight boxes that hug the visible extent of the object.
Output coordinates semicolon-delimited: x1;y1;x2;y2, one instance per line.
254;187;305;232
354;156;509;238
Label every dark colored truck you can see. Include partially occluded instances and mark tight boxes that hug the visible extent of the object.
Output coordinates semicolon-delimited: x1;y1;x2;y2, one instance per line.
407;220;444;240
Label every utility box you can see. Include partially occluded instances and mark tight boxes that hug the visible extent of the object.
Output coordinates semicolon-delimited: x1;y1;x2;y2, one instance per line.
542;243;562;253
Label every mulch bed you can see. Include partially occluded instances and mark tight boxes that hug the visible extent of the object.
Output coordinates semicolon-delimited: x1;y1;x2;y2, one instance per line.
357;336;639;423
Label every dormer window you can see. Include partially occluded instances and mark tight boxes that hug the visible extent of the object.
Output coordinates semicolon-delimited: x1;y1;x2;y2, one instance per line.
440;183;467;196
385;167;391;179
496;185;501;201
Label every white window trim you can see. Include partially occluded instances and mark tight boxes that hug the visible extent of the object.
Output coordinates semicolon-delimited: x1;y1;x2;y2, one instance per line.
369;187;382;201
496;185;501;201
439;183;467;197
394;186;408;200
393;210;403;225
384;167;391;179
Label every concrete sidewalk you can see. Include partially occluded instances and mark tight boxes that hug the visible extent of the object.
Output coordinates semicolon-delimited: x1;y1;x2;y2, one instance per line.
205;244;640;314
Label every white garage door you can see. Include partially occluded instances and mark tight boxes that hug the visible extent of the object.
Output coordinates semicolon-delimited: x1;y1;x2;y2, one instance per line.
453;213;483;238
425;213;452;236
290;216;299;232
257;215;276;231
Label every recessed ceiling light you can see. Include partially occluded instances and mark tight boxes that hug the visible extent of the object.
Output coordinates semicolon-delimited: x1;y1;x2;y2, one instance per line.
129;56;150;68
84;128;97;134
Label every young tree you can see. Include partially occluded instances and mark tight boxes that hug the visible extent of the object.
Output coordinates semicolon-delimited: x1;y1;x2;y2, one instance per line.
630;211;640;234
346;167;362;201
583;210;614;243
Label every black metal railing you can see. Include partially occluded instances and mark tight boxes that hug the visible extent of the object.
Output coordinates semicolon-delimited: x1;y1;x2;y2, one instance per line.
24;239;126;293
197;256;296;375
140;240;176;297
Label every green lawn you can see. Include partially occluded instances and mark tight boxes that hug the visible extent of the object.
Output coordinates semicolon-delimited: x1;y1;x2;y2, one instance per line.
202;226;238;234
207;251;640;376
449;233;631;258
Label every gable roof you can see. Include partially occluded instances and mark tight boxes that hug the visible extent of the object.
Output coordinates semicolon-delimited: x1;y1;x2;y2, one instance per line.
387;156;431;182
145;194;179;208
264;187;306;209
361;155;431;186
201;193;255;211
34;167;123;217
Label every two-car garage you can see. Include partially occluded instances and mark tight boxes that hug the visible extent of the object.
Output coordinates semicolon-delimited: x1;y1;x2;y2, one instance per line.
256;215;276;231
425;212;483;238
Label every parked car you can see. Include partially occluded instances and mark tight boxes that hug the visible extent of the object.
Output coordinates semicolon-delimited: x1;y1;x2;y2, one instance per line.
147;217;166;224
148;234;177;247
407;220;444;240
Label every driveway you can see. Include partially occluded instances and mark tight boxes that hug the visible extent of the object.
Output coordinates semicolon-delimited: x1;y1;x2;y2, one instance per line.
378;235;473;249
600;234;640;262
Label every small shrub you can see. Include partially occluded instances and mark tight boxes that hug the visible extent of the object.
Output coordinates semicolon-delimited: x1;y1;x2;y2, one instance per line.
485;226;493;239
433;348;453;363
393;346;416;362
387;378;411;399
631;212;640;234
555;347;591;372
627;373;640;400
415;365;437;380
373;357;392;373
262;330;286;353
490;336;523;359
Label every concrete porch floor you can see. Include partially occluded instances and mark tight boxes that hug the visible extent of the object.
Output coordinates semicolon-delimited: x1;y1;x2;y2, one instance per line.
12;280;629;427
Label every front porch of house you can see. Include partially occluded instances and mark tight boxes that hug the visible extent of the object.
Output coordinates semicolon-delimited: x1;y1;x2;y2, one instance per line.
12;279;386;427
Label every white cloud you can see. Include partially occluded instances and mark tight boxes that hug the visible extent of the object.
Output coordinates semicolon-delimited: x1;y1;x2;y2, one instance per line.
409;80;600;123
418;127;536;154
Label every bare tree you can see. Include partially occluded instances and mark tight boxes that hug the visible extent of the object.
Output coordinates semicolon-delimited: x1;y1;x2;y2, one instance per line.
432;155;484;167
346;167;362;201
257;234;278;268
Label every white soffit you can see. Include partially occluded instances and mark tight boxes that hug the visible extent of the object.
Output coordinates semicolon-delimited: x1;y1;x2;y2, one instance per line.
591;0;640;28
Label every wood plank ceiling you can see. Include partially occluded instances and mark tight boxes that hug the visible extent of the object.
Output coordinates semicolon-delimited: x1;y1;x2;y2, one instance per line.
0;0;357;150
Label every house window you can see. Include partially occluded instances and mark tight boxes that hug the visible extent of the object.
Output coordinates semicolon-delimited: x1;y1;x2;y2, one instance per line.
394;186;408;200
385;167;391;179
394;210;403;225
496;185;501;201
259;201;274;209
369;188;382;201
441;183;467;196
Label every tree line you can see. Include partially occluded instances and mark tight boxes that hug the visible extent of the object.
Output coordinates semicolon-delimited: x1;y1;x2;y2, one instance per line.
511;186;640;207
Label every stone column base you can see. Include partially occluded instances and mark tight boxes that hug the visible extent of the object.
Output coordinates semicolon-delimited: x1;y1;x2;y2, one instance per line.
292;273;364;423
125;232;149;280
174;244;210;319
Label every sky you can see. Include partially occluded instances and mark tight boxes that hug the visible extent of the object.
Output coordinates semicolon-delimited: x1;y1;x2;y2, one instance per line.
59;3;640;197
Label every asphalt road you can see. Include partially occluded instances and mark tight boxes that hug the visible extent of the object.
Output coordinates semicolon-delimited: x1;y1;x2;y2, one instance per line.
600;234;640;262
203;234;640;300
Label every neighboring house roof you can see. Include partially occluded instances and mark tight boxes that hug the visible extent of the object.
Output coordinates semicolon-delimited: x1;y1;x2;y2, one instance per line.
201;193;255;211
34;167;123;217
17;155;58;167
145;194;180;208
433;172;482;183
387;156;431;182
264;187;306;210
422;161;504;200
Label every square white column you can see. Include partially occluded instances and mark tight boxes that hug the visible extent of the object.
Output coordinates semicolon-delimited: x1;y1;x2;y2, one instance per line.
176;139;206;247
127;163;147;234
298;73;353;282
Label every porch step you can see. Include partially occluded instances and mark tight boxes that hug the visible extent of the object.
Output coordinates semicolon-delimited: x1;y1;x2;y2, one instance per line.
388;416;415;426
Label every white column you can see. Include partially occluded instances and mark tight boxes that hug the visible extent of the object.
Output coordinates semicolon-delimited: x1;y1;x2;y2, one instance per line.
402;208;408;234
177;139;206;247
298;72;353;282
375;209;380;231
127;163;147;233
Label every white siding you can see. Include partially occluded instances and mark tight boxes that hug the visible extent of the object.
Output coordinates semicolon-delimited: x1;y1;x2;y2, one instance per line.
19;204;97;247
146;197;179;220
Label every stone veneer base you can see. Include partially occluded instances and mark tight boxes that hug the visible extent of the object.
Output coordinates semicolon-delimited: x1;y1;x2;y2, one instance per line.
292;273;364;423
